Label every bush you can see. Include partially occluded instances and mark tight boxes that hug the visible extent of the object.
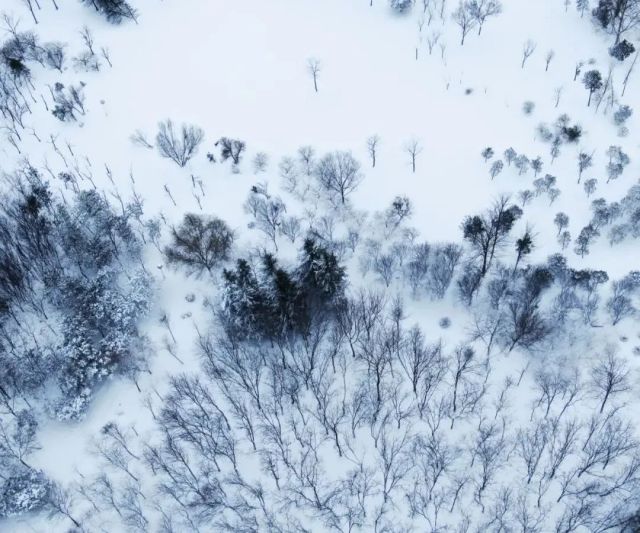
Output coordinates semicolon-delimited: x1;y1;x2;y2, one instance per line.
609;39;635;61
216;137;246;165
614;105;633;126
390;0;413;12
439;316;451;329
0;470;51;518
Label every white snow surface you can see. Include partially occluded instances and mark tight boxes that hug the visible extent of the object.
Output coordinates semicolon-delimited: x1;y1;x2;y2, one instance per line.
1;0;640;531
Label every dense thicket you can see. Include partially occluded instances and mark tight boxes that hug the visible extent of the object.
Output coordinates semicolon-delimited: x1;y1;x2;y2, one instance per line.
80;0;138;24
221;238;346;340
0;167;151;421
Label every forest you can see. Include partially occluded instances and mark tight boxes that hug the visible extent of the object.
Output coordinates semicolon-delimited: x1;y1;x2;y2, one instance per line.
2;0;640;531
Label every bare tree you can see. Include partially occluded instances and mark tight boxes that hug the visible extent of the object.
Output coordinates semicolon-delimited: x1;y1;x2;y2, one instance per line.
378;428;412;503
155;120;204;167
405;138;423;173
307;58;321;93
314;151;363;204
545;49;555;71
590;347;631;413
521;39;537;68
621;49;639;96
517;419;549;484
47;482;81;528
545;417;580;480
450;345;481;427
165;213;234;275
0;410;39;469
467;0;502;35
452;1;476;45
367;135;380;168
472;418;506;511
21;0;38;24
130;129;153;149
297;145;315;175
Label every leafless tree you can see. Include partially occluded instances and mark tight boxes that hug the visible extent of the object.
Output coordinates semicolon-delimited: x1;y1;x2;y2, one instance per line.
214;137;245;168
452;1;476;45
545;49;555;71
621;49;638;96
244;191;286;250
297;145;315;175
532;366;572;420
200;330;266;412
554;86;563;107
428;243;462;299
590;347;631;413
405;138;423;173
576;413;636;477
449;345;481;427
468;0;503;35
21;0;38;24
159;374;237;473
367;135;380;168
143;435;226;524
307;58;321;92
155;120;204;167
517;419;550;484
101;46;112;67
545;417;580;481
373;253;396;287
130;129;153;149
120;481;149;531
521;39;537;68
47;482;82;528
472;418;507;512
398;325;442;397
314;151;363;204
0;410;39;469
378;428;412;503
427;30;441;54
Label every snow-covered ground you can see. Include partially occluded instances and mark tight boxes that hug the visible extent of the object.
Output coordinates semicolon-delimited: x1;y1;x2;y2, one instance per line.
2;0;640;531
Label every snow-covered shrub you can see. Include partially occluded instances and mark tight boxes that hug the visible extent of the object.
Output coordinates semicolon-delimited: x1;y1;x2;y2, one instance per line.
390;0;413;13
0;470;51;518
55;268;152;420
216;137;246;166
253;152;269;173
609;39;635;61
614;105;633;126
51;83;85;122
0;169;152;421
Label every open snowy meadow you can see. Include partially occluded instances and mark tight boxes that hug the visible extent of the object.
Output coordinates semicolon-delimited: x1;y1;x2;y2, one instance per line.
1;0;640;531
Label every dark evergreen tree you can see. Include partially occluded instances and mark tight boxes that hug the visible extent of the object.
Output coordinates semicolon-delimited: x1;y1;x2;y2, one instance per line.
514;229;534;272
295;238;346;308
221;259;268;337
610;38;636;60
583;70;603;106
461;197;522;277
